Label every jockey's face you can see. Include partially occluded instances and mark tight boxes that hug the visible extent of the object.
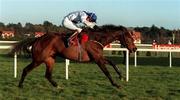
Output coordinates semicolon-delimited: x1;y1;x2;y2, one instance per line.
86;17;93;22
86;17;90;22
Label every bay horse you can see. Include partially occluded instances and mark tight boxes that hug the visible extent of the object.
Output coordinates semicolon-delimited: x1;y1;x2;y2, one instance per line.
10;25;137;88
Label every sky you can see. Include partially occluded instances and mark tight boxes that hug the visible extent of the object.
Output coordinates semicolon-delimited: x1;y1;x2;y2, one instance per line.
0;0;180;29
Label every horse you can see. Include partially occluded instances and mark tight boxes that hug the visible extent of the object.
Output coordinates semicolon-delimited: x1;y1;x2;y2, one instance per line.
10;25;137;88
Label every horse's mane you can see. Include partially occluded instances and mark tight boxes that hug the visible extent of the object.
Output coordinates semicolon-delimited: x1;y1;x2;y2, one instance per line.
83;24;127;33
101;24;125;31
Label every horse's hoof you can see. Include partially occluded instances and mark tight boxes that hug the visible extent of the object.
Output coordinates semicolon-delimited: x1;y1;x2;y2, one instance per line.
18;84;23;88
120;77;125;82
113;83;121;89
114;85;121;89
56;86;64;93
120;78;124;81
57;86;64;90
117;85;121;89
119;76;125;81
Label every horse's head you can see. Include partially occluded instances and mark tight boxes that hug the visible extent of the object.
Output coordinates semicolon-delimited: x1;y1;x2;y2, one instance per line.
118;27;137;53
82;25;137;53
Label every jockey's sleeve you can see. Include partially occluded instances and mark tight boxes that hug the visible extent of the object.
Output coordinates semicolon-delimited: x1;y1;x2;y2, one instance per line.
68;14;76;21
80;12;88;23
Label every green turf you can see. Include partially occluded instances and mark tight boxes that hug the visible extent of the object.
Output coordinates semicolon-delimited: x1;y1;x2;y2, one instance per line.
0;55;180;100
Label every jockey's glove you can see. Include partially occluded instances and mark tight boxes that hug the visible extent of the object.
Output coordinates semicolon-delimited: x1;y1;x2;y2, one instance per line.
77;28;82;33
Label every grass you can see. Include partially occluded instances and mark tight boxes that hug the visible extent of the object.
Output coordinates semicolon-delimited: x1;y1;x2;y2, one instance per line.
0;54;180;100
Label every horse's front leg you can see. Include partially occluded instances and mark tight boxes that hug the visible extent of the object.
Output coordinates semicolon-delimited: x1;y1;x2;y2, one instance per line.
96;58;121;88
104;58;123;80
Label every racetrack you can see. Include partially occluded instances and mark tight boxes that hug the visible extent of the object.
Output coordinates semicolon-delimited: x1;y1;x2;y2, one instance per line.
0;55;180;99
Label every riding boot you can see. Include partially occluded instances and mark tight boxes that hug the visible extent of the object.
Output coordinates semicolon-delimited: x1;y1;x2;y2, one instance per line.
68;32;79;46
64;38;69;48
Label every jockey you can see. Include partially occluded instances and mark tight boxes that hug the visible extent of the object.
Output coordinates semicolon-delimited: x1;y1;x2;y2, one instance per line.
62;11;97;44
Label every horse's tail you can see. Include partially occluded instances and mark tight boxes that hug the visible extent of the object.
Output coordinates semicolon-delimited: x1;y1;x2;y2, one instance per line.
9;38;37;56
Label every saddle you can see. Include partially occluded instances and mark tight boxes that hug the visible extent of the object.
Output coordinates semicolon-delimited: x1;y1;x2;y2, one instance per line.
63;33;89;61
63;33;89;47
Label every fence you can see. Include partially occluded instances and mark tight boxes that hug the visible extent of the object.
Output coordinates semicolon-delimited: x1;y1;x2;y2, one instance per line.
65;48;130;81
1;41;180;82
65;44;180;81
134;49;180;67
0;46;17;78
0;41;18;78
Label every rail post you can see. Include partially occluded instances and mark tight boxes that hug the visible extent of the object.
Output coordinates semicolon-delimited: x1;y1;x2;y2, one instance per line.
65;59;70;79
126;50;129;81
14;52;17;78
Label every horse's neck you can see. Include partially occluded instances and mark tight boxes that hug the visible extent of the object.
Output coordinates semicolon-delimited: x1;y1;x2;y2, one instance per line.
100;37;114;46
100;33;118;46
87;31;120;46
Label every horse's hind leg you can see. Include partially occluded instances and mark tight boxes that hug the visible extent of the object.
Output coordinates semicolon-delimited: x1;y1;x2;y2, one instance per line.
44;57;58;87
18;61;41;88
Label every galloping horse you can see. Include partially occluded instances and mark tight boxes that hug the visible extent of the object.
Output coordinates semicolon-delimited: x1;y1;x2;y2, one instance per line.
11;25;137;88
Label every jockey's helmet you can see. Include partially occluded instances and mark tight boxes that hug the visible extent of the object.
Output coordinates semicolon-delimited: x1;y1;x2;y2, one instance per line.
87;13;97;23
